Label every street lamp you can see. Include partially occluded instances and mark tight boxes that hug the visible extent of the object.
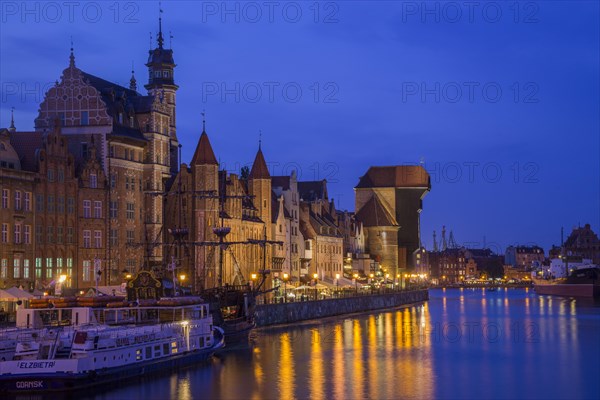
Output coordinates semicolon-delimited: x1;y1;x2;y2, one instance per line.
313;273;318;300
283;272;289;302
353;273;359;293
251;273;258;290
335;273;340;295
56;274;67;296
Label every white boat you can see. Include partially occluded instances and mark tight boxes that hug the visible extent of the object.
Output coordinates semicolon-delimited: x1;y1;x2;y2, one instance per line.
0;306;100;362
0;301;224;392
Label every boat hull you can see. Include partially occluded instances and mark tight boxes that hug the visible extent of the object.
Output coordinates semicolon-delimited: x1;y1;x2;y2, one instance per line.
0;335;224;393
534;283;600;298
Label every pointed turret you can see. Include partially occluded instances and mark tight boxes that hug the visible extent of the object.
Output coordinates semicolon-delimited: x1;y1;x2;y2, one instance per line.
8;107;16;133
191;131;218;166
129;63;137;91
249;141;272;231
69;38;76;68
249;145;270;179
191;115;217;166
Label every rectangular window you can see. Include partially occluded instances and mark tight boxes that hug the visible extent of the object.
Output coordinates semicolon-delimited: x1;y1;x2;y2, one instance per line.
67;197;74;214
126;203;134;220
25;192;31;211
81;111;89;125
83;230;91;248
36;194;43;212
24;259;30;279
47;195;55;213
81;143;88;159
58;168;64;183
90;173;97;188
83;200;91;218
110;229;118;246
1;260;7;278
83;260;91;282
126;230;135;244
125;177;129;190
1;223;8;243
46;258;53;278
57;226;63;244
94;201;102;218
1;189;8;209
94;230;102;248
110;201;118;219
56;258;63;275
66;258;73;278
110;174;116;188
14;223;21;244
47;226;54;243
24;225;31;244
36;225;43;244
14;190;21;210
67;227;73;244
35;258;42;279
47;169;54;182
57;197;65;213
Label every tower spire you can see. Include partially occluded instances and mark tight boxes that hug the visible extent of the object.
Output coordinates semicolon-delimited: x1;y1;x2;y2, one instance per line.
8;107;16;132
129;61;137;91
258;130;262;150
69;36;75;67
157;1;164;49
201;110;206;133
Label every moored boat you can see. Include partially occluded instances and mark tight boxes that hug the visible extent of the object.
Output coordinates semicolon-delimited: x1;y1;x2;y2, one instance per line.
533;267;600;298
0;302;224;392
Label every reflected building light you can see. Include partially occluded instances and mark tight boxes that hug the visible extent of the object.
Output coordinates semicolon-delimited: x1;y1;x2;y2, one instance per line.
333;325;345;399
310;329;324;399
279;332;295;400
352;320;364;397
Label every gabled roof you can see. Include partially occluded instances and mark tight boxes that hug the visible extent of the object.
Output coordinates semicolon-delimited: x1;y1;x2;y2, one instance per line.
356;166;430;189
298;180;327;202
10;131;43;172
249;147;270;179
355;194;398;227
271;175;291;190
191;131;218;165
82;72;139;99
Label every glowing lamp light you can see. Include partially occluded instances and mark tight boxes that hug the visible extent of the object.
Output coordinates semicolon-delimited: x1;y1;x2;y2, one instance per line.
58;275;67;283
251;273;258;280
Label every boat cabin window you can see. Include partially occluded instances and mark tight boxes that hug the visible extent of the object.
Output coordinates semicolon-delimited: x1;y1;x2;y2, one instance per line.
136;349;142;361
171;342;178;354
145;347;152;359
163;343;169;355
199;336;205;348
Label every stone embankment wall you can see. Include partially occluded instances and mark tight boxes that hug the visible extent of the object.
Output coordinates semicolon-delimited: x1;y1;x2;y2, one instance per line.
255;290;428;327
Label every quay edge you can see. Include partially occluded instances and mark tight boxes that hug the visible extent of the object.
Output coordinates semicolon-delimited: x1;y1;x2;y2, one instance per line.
254;290;429;327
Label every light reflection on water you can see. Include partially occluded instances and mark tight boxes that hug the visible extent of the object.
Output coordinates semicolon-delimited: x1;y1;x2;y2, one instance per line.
20;289;599;400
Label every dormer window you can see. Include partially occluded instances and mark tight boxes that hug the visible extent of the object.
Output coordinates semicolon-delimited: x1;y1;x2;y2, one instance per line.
154;71;161;78
163;70;169;78
129;116;134;128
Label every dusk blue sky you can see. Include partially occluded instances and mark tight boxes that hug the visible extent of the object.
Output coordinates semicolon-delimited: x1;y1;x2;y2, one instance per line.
1;1;598;253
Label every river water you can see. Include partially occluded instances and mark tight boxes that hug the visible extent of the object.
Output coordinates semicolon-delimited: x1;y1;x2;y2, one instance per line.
19;288;600;399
